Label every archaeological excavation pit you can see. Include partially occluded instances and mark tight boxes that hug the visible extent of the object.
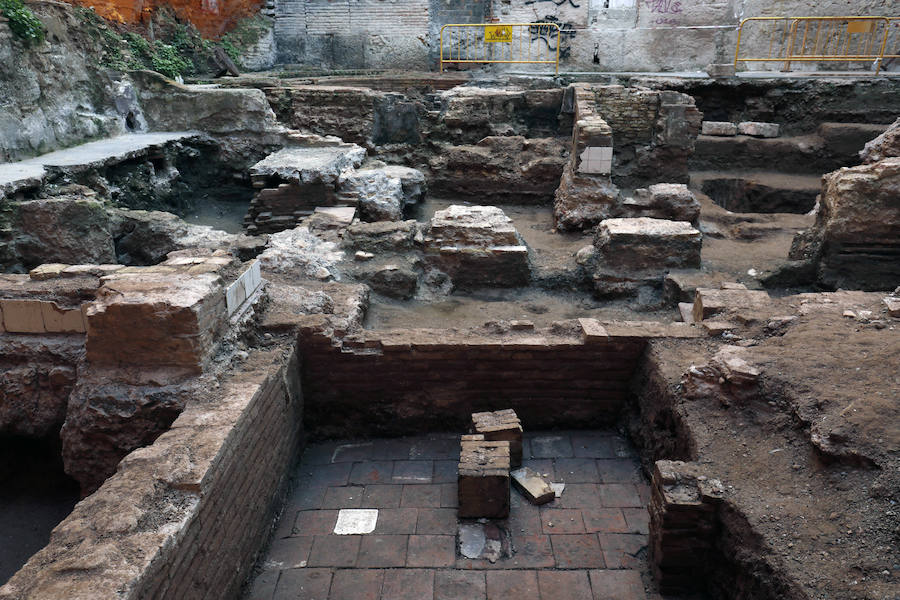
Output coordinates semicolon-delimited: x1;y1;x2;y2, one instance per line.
2;3;900;599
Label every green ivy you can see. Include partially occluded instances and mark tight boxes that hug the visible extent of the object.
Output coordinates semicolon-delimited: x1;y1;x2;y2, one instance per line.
0;0;45;46
73;7;268;78
149;40;191;79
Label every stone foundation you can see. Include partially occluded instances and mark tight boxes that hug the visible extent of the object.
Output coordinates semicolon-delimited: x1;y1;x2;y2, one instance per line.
0;345;303;600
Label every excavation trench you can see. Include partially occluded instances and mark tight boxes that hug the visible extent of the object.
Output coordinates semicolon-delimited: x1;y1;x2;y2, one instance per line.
1;75;898;600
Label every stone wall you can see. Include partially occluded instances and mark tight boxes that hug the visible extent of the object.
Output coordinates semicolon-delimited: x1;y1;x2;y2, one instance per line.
0;344;303;600
0;335;82;439
265;0;899;71
298;319;701;438
0;2;131;162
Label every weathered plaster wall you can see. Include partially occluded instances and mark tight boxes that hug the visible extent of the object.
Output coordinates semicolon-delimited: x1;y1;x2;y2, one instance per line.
269;0;898;71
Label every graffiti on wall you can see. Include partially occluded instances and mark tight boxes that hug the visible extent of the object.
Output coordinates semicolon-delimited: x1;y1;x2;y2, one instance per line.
524;0;581;7
645;0;682;26
529;15;577;59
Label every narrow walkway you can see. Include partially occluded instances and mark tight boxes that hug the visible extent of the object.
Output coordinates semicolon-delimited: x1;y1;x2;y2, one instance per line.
0;132;199;196
246;431;652;600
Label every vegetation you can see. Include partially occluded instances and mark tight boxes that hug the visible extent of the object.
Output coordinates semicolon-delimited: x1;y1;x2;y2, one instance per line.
0;0;45;46
74;6;269;79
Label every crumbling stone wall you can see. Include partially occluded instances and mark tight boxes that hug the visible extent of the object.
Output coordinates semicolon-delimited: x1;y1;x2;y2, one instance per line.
0;335;82;439
0;345;303;600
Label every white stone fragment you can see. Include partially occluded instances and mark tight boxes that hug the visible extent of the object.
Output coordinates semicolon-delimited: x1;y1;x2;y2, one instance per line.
738;122;780;138
334;509;378;535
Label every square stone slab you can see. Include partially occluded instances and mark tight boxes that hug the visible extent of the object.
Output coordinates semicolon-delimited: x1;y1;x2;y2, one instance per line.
334;509;379;535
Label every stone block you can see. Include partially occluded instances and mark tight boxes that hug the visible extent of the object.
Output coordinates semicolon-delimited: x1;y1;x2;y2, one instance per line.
29;263;69;281
738;122;780;138
428;205;520;248
629;184;700;224
41;301;87;333
594;218;702;271
85;271;226;371
0;299;45;333
885;296;900;317
579;318;609;343
678;303;694;324
701;122;737;137
314;206;357;226
458;439;511;519
553;162;622;232
705;63;736;78
510;467;555;505
692;288;772;322
471;409;523;468
61;264;125;279
426;206;529;289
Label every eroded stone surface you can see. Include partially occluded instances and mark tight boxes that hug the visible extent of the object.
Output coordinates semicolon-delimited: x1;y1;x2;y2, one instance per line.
790;157;900;290
425;206;529;290
250;144;366;186
860;117;900;163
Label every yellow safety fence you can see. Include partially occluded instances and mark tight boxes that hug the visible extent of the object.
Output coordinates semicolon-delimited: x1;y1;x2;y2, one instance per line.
735;16;900;75
439;23;562;74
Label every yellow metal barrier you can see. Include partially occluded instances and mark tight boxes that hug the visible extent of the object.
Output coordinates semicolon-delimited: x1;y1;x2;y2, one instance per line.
734;16;900;75
439;23;561;74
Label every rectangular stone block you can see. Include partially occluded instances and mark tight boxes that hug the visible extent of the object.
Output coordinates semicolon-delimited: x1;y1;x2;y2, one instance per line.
701;122;737;137
510;467;555;505
29;263;69;281
471;409;523;468
85;271;226;371
41;301;87;333
692;288;772;322
0;299;45;333
458;439;510;519
594;218;702;271
738;122;780;138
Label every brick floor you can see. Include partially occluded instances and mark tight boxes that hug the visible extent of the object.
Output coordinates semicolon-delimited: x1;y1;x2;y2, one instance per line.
247;432;650;600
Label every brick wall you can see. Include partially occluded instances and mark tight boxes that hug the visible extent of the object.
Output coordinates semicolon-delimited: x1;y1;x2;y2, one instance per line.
0;345;304;600
297;320;700;439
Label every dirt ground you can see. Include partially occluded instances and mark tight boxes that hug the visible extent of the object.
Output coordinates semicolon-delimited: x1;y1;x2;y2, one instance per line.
644;293;899;600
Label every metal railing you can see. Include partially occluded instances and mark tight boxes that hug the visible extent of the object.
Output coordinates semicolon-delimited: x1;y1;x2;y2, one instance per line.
439;23;562;74
734;16;900;75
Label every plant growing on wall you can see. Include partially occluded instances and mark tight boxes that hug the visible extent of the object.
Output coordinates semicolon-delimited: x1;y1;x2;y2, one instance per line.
0;0;45;46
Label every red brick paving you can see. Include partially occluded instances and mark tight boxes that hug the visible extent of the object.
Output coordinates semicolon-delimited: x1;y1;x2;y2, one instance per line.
273;567;332;600
307;535;361;568
434;570;486;600
247;432;651;600
550;534;606;569
358;535;409;568
329;569;383;600
485;570;541;600
538;570;593;600
382;569;435;600
407;535;457;567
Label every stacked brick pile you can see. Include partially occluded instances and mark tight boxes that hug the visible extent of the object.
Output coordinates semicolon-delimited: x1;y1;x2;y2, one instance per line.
649;460;725;594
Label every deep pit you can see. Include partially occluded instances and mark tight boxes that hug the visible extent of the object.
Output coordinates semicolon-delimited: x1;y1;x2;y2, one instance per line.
1;3;900;599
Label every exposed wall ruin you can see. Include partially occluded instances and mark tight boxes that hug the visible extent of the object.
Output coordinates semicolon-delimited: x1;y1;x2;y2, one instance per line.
0;345;303;600
296;320;700;438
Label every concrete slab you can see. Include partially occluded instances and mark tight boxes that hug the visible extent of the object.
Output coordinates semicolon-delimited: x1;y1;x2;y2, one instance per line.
250;145;366;185
0;132;200;197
